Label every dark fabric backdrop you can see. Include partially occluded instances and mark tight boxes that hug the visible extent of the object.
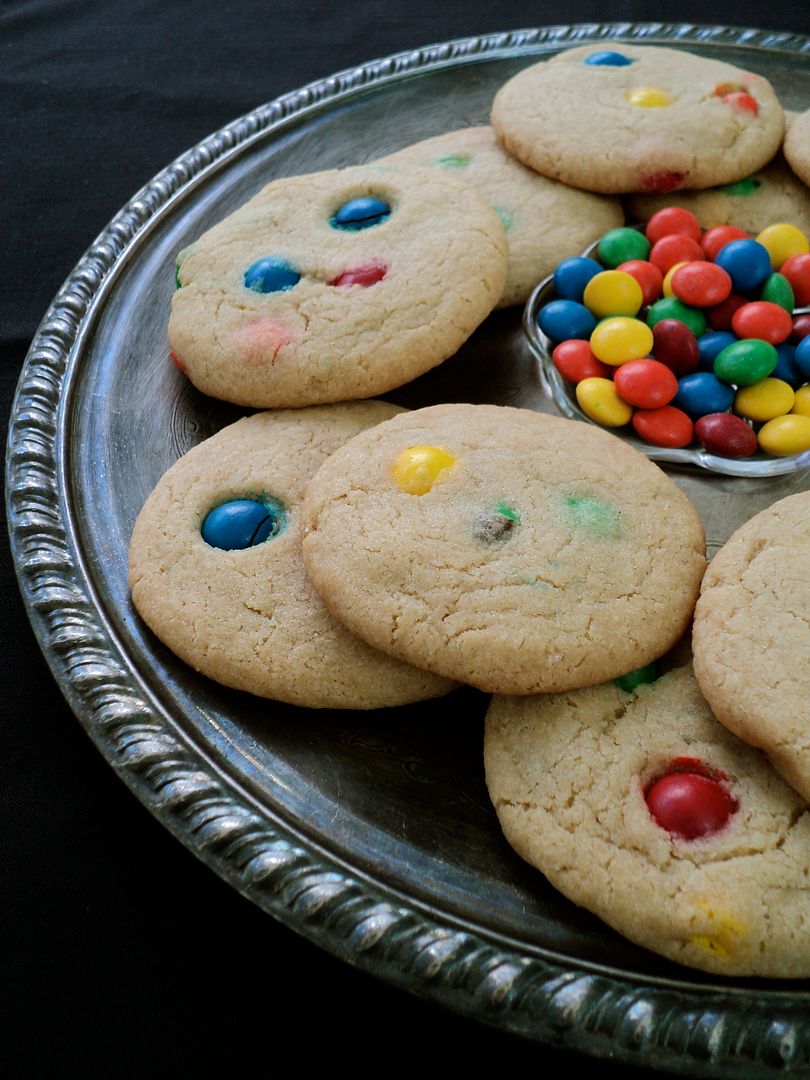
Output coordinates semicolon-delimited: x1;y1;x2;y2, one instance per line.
4;2;809;1074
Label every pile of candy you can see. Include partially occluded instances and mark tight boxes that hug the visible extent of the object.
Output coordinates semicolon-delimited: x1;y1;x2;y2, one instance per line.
537;208;810;458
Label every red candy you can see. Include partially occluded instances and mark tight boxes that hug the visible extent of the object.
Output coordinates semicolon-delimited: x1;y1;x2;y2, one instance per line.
701;225;748;261
632;405;693;448
552;339;610;382
705;293;747;331
613;358;678;409
331;262;387;287
791;314;810;344
695;413;758;458
731;301;793;344
617;259;664;307
670;262;732;308
649;234;705;274
652;319;699;375
721;90;759;115
781;253;810;306
645;207;701;245
645;759;737;839
640;171;686;193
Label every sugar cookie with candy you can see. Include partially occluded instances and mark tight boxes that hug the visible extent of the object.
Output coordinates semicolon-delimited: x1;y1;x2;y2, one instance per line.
693;491;810;800
627;116;810;235
169;164;507;407
485;662;810;977
378;126;623;307
784;106;810;188
128;402;455;709
491;45;784;195
300;403;705;694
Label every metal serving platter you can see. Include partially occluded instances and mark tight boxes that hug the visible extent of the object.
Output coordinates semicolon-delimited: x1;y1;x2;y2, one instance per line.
7;22;810;1076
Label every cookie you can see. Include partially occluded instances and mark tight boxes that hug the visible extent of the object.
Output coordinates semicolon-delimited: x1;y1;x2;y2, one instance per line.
626;115;810;234
484;663;810;977
300;403;706;694
378;126;623;307
693;491;810;800
128;403;455;709
784;106;810;187
168;164;507;408
491;45;784;195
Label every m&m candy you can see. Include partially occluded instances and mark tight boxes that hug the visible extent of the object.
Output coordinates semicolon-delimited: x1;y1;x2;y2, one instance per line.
537;212;810;461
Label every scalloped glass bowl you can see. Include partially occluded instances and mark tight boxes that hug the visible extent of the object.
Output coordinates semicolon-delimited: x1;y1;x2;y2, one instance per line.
524;237;810;478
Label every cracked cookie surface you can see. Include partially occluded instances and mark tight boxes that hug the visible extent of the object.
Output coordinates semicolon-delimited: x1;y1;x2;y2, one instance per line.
168;163;507;407
300;403;706;694
128;402;455;709
379;125;623;307
693;491;810;800
491;45;784;195
485;663;810;977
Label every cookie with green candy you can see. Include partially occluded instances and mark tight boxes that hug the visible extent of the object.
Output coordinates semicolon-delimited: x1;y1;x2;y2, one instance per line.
301;403;705;694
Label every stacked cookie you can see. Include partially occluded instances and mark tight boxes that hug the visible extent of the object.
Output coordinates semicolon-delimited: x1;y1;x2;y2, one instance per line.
492;45;810;237
129;40;810;978
485;491;810;978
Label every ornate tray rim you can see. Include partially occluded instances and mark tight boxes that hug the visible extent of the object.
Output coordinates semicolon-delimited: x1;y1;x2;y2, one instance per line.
7;21;810;1076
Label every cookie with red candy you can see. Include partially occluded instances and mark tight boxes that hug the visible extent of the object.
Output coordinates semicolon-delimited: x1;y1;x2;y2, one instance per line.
485;662;810;977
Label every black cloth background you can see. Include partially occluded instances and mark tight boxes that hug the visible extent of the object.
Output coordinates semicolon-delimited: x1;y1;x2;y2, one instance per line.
3;2;809;1074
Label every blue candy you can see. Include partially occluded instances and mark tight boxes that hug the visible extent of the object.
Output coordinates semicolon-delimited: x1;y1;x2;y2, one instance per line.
244;257;300;294
674;372;735;417
537;300;597;343
553;257;603;301
583;51;634;66
795;336;810;380
201;498;286;551
773;343;803;388
714;239;772;293
331;196;391;230
697;331;737;372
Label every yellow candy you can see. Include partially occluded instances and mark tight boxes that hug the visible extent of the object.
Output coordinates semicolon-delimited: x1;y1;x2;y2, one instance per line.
590;317;653;366
734;378;795;422
688;901;746;961
582;270;643;318
756;222;810;269
662;261;688;299
791;385;810;418
391;445;456;494
576;377;633;427
757;414;810;456
625;87;673;108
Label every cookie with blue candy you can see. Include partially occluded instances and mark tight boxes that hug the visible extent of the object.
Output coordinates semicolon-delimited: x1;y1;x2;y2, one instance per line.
168;163;507;408
128;402;456;709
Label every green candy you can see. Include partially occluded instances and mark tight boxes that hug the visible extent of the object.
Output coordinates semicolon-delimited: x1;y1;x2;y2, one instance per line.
646;296;707;338
435;153;471;168
562;494;622;539
597;227;651;268
760;272;795;313
714;339;778;386
494;205;513;232
715;176;762;196
613;662;659;693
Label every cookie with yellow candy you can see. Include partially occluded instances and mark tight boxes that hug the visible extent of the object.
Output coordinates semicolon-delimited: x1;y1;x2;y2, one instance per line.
484;662;810;977
300;403;705;694
491;44;784;194
128;402;456;709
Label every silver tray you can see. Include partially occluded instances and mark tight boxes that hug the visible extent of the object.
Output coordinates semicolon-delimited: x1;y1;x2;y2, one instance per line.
7;22;810;1076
